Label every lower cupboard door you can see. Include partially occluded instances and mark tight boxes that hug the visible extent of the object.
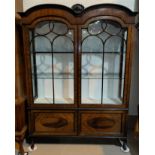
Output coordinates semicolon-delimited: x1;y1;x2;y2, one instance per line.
79;111;126;136
31;111;77;136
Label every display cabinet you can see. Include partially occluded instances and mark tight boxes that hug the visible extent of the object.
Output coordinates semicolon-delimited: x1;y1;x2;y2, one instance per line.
20;4;136;151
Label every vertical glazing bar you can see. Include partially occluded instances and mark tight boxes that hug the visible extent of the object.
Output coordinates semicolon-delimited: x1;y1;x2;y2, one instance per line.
32;30;38;98
51;44;55;104
119;29;125;98
78;27;82;105
101;43;105;104
74;27;78;106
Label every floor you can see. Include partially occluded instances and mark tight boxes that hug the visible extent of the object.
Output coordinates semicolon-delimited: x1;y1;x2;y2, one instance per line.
127;116;139;155
16;144;131;155
16;117;139;155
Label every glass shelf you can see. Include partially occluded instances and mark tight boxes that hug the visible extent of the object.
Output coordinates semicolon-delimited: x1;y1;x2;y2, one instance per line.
33;73;124;79
32;73;74;79
81;51;126;54
31;51;74;54
81;73;124;79
31;51;126;54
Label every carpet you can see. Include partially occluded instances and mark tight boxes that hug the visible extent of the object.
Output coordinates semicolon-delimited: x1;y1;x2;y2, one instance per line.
16;143;131;155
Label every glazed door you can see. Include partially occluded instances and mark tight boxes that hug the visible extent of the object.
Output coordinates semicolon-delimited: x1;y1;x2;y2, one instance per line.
80;19;128;106
29;20;77;106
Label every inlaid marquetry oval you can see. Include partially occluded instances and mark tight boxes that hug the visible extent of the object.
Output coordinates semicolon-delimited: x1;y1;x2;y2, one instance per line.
41;117;68;128
87;117;115;129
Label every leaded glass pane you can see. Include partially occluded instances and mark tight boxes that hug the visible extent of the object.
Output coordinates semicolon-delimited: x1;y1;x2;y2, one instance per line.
34;36;51;52
82;36;103;52
53;36;73;52
53;22;68;35
35;21;50;35
104;36;122;52
88;20;102;35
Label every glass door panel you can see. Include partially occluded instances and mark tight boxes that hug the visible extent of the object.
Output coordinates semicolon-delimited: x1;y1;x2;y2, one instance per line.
81;53;102;104
53;53;74;104
34;54;53;103
30;21;74;104
81;20;127;105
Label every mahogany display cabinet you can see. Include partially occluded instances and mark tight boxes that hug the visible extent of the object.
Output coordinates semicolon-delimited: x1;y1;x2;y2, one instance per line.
19;4;137;151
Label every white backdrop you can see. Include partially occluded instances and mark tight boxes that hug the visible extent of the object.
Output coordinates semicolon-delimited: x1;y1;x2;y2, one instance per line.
23;0;138;12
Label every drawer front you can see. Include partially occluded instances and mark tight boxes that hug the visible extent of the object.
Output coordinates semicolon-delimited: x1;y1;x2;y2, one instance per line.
32;111;77;135
80;111;125;136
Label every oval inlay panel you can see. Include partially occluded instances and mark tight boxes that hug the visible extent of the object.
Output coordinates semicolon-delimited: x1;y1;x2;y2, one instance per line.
42;117;68;128
87;117;115;129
